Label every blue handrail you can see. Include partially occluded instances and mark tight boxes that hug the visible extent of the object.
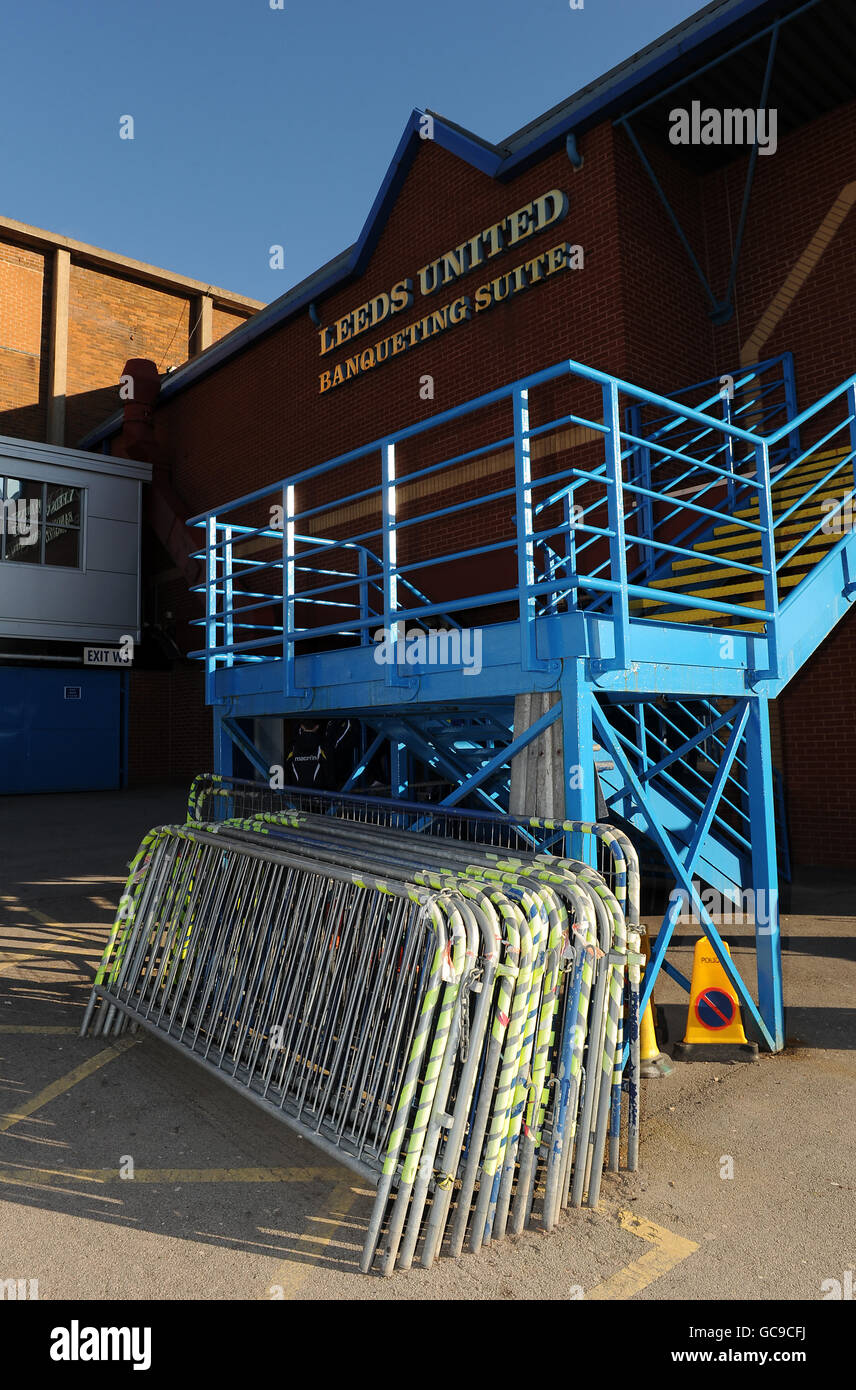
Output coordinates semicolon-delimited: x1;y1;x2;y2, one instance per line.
187;352;856;698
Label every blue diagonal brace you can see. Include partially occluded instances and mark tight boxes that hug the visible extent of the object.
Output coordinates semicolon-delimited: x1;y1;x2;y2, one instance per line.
722;25;779;312
221;717;271;780
439;700;560;808
366;717;507;814
592;699;777;1051
342;730;386;792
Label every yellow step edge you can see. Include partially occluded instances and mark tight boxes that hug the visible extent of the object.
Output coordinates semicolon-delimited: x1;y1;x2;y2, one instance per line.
631;607;766;632
673;523;838;568
663;535;834;583
634;565;807;611
700;498;844;547
727;486;845;522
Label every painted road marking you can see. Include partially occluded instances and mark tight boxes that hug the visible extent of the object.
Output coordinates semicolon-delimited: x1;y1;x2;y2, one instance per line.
0;1039;136;1134
0;1026;79;1034
0;940;100;958
586;1209;699;1299
0;1164;344;1187
264;1179;364;1300
0;954;45;978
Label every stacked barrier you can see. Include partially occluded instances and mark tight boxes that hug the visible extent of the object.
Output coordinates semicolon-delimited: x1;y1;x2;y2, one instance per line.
82;781;644;1274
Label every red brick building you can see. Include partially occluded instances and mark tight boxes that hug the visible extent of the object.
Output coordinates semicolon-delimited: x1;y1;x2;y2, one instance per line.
0;217;264;786
77;0;856;863
0;215;262;447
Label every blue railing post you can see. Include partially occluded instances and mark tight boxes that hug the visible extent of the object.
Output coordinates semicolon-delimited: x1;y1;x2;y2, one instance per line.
601;380;629;671
381;440;408;687
223;523;234;669
722;392;736;511
513;386;547;671
783;350;800;462
205;515;218;705
848;382;856;499
630;403;655;580
745;696;785;1051
359;547;369;646
283;483;305;699
754;439;779;679
564;485;577;595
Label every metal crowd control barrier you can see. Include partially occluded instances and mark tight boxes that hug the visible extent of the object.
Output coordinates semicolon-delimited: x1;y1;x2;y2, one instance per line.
82;785;644;1275
186;774;640;909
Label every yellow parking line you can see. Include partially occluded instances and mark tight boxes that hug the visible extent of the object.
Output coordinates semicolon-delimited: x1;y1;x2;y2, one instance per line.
0;1026;79;1034
0;940;98;957
586;1209;699;1299
0;1164;344;1186
264;1180;364;1300
0;953;46;977
0;1039;137;1134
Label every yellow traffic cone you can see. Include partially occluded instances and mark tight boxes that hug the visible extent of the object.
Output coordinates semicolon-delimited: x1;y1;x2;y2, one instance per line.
639;998;672;1077
639;932;672;1077
673;938;758;1062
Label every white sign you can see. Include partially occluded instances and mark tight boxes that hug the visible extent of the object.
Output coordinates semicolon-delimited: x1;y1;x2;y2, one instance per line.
83;647;132;667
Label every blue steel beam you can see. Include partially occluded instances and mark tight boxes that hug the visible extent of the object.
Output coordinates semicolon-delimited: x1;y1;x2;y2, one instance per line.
560;662;596;863
207;604;775;716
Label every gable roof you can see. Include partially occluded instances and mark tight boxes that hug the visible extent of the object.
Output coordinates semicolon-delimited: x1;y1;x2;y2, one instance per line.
78;0;806;449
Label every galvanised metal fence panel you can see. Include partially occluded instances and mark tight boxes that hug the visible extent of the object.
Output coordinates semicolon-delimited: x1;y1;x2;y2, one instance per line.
186;774;639;911
83;800;637;1275
207;810;636;1249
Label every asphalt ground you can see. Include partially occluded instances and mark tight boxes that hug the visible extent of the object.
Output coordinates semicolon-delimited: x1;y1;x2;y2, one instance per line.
0;786;853;1302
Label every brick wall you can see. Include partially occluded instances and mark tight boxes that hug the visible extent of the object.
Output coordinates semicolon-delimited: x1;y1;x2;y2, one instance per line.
98;101;856;862
0;229;259;447
0;240;50;440
128;665;212;785
65;264;191;444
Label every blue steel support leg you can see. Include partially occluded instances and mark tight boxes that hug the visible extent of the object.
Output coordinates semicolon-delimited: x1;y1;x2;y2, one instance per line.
745;696;785;1051
213;707;234;780
560;661;596;864
593;700;777;1051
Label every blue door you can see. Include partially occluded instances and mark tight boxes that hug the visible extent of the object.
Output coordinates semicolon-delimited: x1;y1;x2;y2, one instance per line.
0;667;122;793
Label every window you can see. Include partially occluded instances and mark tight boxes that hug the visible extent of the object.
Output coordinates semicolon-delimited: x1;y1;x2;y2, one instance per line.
0;476;83;568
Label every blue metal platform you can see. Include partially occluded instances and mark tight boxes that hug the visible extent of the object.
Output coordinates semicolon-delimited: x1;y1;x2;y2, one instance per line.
188;351;856;1053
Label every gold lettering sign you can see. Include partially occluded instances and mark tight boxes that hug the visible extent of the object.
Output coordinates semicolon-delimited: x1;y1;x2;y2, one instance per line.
318;190;581;393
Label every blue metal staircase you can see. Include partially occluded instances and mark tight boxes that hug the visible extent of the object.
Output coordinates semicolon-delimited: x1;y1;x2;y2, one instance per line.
188;352;856;1052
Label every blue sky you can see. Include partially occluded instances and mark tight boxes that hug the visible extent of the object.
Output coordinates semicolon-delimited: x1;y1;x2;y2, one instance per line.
3;0;704;302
